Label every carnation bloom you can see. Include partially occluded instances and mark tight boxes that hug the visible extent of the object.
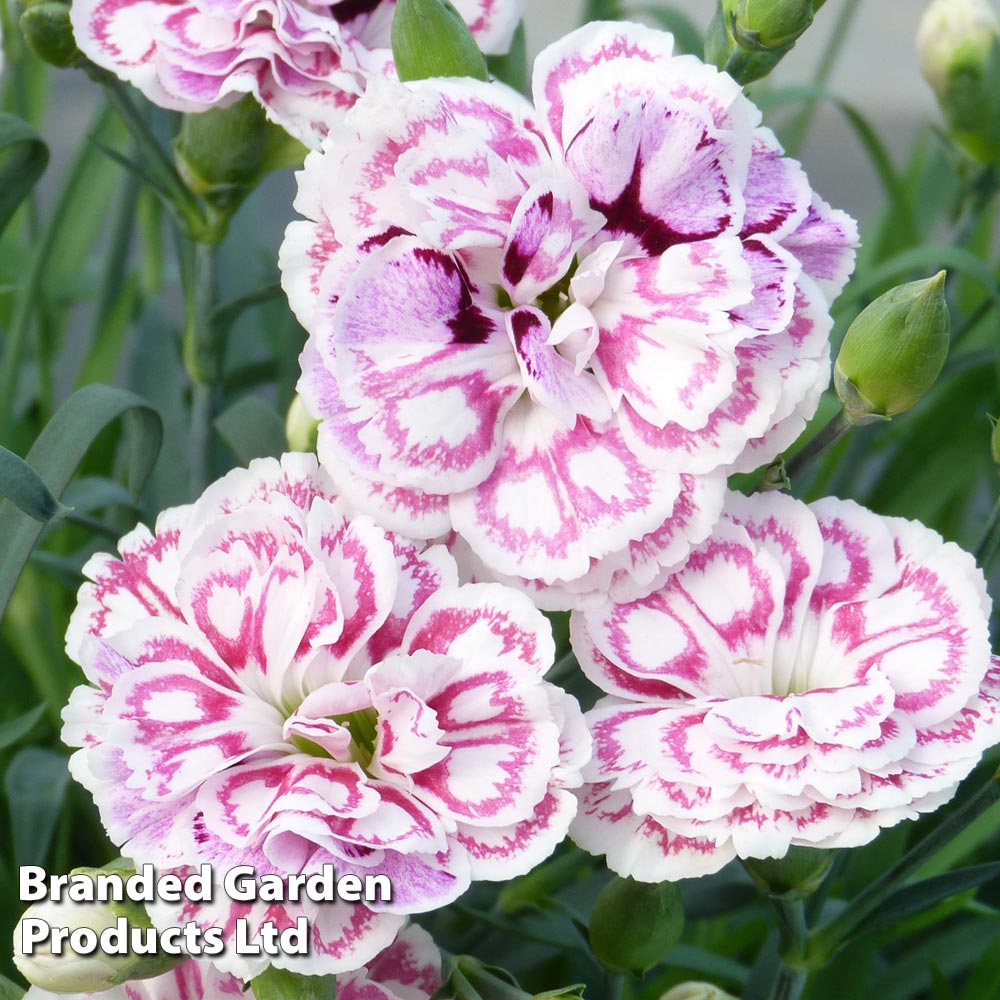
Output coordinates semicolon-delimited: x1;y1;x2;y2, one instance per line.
62;454;588;975
571;489;1000;880
281;21;857;610
69;0;524;146
22;924;445;1000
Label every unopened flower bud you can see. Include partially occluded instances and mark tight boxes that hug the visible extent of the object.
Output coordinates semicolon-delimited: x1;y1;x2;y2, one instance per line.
727;0;815;50
660;984;737;1000
13;867;181;993
834;270;950;423
706;0;816;84
19;0;82;68
174;97;307;214
917;0;1000;164
588;877;684;977
285;395;319;452
990;416;1000;465
391;0;489;83
741;846;834;898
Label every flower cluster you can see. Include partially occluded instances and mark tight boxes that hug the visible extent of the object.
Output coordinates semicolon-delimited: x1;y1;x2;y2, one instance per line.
571;490;1000;879
63;454;588;974
35;6;1000;997
282;21;857;609
70;0;524;146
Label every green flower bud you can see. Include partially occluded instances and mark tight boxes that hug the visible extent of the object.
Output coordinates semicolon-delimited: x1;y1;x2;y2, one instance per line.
174;97;307;215
706;0;816;84
990;415;1000;465
741;846;834;898
19;0;82;68
391;0;489;83
285;395;319;452
588;877;684;977
725;0;815;50
834;270;950;424
660;984;738;1000
917;0;1000;164
12;867;182;994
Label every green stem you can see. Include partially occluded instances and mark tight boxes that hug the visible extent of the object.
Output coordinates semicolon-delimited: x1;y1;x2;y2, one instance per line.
769;897;809;1000
94;73;209;238
808;769;1000;962
783;0;863;155
975;492;1000;568
784;409;854;483
0;105;116;442
952;165;999;251
606;973;626;1000
180;239;221;496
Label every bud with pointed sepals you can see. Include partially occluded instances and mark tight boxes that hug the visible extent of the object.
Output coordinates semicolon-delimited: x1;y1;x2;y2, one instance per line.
728;0;815;50
19;0;82;68
834;270;950;424
706;0;816;84
12;866;183;993
742;846;834;899
391;0;489;83
660;985;738;1000
917;0;1000;164
174;96;307;217
588;877;684;977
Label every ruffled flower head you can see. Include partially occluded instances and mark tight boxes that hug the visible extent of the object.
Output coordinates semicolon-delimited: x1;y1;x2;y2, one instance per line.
281;21;858;609
69;0;525;146
62;454;588;975
571;489;1000;880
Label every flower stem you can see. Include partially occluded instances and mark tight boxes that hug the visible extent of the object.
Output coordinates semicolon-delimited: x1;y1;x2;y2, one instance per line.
975;492;1000;568
180;238;221;495
783;408;854;483
808;768;1000;962
768;897;809;1000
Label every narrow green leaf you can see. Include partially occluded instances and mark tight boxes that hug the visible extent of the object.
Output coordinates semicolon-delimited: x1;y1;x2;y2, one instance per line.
835;244;1000;319
251;967;336;1000
209;283;283;344
0;113;48;235
0;384;162;621
0;446;71;522
0;705;46;752
866;862;1000;932
215;396;288;465
4;747;71;869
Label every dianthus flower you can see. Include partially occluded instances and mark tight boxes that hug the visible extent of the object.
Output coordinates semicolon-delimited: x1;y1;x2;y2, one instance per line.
281;21;857;610
23;924;444;1000
69;0;524;146
62;454;588;975
570;489;1000;880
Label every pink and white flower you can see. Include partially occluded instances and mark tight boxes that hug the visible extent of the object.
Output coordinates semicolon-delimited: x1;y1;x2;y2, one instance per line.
281;21;858;609
571;489;1000;880
62;454;588;975
69;0;525;146
23;924;446;1000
